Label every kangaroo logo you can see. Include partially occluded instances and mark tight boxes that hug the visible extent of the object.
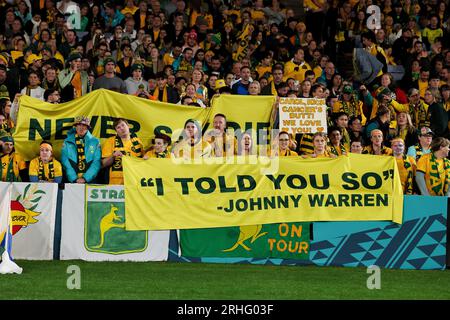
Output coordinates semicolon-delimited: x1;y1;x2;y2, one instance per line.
222;225;267;252
92;204;125;249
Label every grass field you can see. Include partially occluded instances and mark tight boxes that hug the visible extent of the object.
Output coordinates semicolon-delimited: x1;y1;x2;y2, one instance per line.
0;260;449;300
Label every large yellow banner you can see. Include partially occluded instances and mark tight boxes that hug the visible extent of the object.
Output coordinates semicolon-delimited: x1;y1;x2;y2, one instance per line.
123;154;404;230
12;90;275;161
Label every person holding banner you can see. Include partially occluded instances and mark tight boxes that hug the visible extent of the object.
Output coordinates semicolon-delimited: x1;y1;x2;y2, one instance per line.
143;133;171;159
350;137;364;154
101;118;144;184
391;137;416;195
415;137;450;196
271;131;298;157
61;116;101;184
362;129;393;156
29;141;63;183
327;126;348;157
237;132;256;156
206;113;237;157
302;132;334;158
172;119;211;159
0;134;27;182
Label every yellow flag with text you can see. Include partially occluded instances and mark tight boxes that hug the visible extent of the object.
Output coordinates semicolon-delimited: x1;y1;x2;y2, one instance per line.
123;154;404;230
12;90;276;161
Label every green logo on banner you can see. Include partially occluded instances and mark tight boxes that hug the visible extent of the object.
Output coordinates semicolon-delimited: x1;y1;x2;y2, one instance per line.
85;200;147;255
180;223;310;260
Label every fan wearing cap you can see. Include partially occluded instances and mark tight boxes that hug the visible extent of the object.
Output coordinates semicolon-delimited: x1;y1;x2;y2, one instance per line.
333;85;367;125
93;57;128;93
61;116;101;184
407;127;434;161
143;133;171;159
391;137;416;195
101;118;143;185
58;52;89;101
0;134;27;182
29;141;63;183
124;63;148;95
416;137;450;196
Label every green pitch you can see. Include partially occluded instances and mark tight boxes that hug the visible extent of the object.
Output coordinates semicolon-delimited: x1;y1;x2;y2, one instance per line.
1;261;449;300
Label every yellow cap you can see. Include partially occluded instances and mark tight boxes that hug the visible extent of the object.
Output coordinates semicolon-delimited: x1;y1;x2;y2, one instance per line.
215;79;227;90
26;54;42;65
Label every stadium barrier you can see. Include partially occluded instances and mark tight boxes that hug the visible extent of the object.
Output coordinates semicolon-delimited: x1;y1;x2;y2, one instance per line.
1;182;448;270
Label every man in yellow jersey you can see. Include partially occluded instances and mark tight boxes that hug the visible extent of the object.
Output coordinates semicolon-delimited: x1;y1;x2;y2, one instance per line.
102;118;144;185
29;141;63;183
205;113;237;158
0;134;27;182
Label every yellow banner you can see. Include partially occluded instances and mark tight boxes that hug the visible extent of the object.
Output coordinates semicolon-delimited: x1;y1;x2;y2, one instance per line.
123;154;404;230
13;90;276;161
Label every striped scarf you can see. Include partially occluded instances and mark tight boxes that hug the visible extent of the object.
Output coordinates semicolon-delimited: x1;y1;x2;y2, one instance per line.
409;101;429;128
156;151;168;158
112;133;143;172
329;144;347;156
413;144;425;161
38;158;55;181
403;156;414;195
429;154;449;196
75;134;87;176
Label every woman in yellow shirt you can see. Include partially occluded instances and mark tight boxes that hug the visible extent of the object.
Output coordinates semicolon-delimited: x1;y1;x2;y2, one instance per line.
29;141;63;183
171;119;211;159
271;131;298;157
416;137;450;196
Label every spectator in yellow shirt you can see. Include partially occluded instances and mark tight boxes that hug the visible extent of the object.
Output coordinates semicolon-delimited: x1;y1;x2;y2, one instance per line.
416;137;450;196
284;48;312;83
101;118;144;185
0;134;27;182
144;133;171;159
391;137;416;195
29;141;62;183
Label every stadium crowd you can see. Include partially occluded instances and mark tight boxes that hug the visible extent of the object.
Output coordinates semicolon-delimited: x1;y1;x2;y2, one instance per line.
0;0;450;196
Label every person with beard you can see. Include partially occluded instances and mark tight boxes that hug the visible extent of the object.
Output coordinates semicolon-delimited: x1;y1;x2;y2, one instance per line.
0;134;27;182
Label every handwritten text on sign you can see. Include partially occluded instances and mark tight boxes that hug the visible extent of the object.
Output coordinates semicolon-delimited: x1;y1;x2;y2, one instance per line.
279;98;327;134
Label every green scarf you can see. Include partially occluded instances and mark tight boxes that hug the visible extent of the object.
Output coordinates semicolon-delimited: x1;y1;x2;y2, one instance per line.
112;133;142;172
75;134;87;176
38;158;55;181
429;154;449;196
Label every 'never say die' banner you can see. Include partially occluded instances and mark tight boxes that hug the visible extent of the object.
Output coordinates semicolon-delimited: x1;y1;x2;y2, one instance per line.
123;154;404;230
